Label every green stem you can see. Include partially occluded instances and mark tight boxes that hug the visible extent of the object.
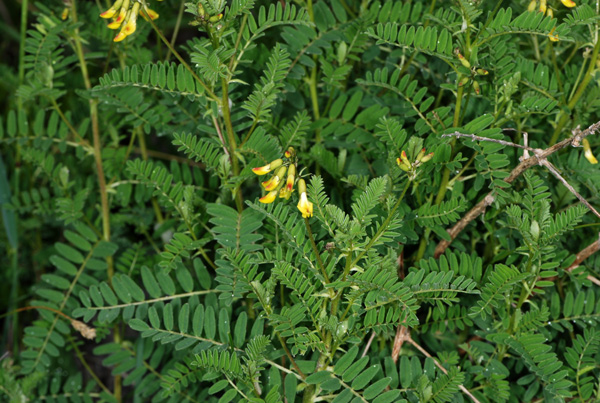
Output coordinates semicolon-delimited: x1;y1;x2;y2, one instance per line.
18;0;28;89
278;335;306;379
220;78;244;212
69;336;113;396
165;0;186;62
306;0;321;144
70;2;119;399
145;12;219;102
304;217;329;283
549;37;600;145
435;83;464;205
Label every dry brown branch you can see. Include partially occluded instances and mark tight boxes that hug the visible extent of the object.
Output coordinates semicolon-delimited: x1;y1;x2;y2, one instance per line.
392;328;482;403
434;121;600;258
391;325;409;363
564;235;600;286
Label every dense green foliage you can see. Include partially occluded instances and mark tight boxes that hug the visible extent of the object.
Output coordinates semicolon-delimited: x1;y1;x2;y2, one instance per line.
1;0;600;402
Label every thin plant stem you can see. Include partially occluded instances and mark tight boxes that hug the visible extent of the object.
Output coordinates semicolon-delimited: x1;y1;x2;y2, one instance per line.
220;78;244;212
69;336;112;396
165;0;186;62
435;82;464;205
69;2;119;398
549;37;600;145
278;335;306;379
304;217;330;283
144;9;219;102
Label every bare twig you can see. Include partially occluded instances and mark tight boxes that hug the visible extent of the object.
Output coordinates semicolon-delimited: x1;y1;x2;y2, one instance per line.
362;332;376;358
540;160;600;218
564;234;600;286
435;121;600;258
442;132;535;152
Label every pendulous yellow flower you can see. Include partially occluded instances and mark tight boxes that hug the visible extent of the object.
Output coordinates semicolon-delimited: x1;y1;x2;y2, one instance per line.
560;0;576;7
296;179;313;218
583;138;598;164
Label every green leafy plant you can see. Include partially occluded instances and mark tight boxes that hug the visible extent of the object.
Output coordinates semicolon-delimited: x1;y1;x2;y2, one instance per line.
2;0;600;402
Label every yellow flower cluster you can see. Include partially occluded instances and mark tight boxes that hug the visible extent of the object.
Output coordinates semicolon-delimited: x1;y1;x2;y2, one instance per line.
252;148;313;218
100;0;160;42
527;0;576;42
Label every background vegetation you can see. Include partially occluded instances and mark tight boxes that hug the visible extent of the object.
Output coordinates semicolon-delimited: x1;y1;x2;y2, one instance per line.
1;0;600;401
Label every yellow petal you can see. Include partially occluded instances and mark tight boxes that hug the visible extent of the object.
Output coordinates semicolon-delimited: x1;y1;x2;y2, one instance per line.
561;0;576;7
252;165;272;175
583;138;598;164
146;8;159;20
113;32;126;42
107;11;125;29
259;191;278;204
100;8;117;18
262;175;281;191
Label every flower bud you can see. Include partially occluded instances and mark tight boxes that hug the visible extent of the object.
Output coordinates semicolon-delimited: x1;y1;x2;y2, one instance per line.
561;0;576;7
297;178;307;194
285;164;296;192
209;13;223;23
473;80;481;95
527;1;537;12
396;158;411;171
420;152;434;163
400;150;411;167
476;68;489;76
458;53;471;69
458;76;470;87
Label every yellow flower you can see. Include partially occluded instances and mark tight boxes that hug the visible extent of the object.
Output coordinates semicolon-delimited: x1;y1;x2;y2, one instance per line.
262;176;281;191
560;0;576;7
140;6;159;20
100;0;123;19
297;192;313;218
101;0;160;42
296;179;313;218
262;167;286;191
583;138;598;164
259;190;278;204
252;159;282;176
